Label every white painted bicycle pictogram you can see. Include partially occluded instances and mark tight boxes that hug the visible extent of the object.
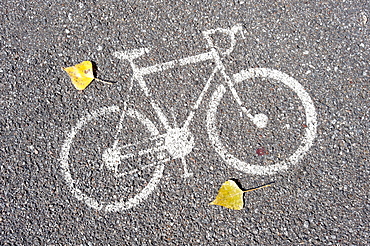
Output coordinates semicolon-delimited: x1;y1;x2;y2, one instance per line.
60;24;317;212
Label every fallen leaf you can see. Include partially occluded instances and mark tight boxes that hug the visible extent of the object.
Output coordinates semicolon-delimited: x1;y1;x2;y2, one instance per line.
63;61;95;90
209;180;272;210
209;180;244;210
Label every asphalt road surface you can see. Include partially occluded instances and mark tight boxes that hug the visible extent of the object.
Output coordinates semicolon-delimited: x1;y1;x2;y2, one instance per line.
1;0;369;245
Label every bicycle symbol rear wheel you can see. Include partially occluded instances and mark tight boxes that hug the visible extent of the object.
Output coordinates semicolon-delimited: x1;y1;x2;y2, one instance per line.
207;68;317;175
60;106;164;212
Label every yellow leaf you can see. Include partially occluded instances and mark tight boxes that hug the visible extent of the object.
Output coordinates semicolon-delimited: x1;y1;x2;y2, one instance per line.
209;180;244;210
63;61;95;90
209;180;272;210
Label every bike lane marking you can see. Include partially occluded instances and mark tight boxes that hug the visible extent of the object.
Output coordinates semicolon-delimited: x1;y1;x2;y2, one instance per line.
59;25;317;212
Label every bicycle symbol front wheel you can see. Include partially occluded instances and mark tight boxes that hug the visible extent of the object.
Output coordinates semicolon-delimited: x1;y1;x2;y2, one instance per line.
60;106;164;212
207;68;317;175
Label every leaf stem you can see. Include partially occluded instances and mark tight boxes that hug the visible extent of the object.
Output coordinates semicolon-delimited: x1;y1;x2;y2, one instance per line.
95;78;114;85
243;182;274;193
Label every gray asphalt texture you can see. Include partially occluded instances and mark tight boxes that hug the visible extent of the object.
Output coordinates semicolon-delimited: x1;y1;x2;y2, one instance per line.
1;0;369;245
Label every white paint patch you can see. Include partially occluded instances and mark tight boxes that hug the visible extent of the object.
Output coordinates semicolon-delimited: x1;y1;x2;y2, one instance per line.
165;127;195;159
361;12;368;25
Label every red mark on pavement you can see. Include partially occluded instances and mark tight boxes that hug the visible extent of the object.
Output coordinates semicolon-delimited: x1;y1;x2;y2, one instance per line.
256;147;267;156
